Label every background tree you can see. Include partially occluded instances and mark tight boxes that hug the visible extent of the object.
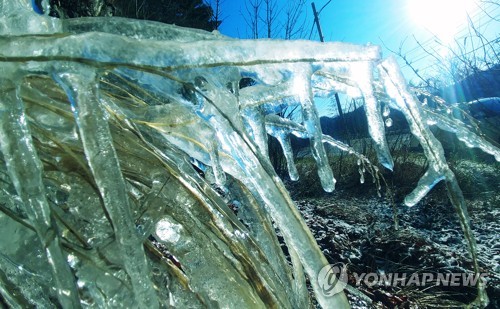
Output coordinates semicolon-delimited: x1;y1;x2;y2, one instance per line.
262;0;278;38
207;0;225;30
242;0;308;40
47;0;113;17
241;0;309;176
386;0;500;156
48;0;220;31
284;0;307;39
243;0;262;39
391;0;498;98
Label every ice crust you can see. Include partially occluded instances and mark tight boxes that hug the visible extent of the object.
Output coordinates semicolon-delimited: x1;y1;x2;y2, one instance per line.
0;1;495;308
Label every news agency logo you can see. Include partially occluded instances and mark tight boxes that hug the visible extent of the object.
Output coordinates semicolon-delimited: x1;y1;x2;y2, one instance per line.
352;271;488;288
317;263;488;296
317;263;348;296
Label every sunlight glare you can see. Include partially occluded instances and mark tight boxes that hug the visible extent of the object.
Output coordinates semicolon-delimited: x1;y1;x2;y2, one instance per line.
407;0;477;42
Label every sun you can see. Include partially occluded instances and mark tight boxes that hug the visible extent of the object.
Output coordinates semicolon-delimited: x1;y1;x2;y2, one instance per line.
407;0;477;42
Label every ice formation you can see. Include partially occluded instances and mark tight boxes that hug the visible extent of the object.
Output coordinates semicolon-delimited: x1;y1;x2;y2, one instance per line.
0;0;497;308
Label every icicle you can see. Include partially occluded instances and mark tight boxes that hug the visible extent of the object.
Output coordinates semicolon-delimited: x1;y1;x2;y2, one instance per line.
405;169;445;206
379;57;488;307
265;115;299;181
292;64;335;191
378;58;450;207
52;64;159;309
289;247;310;309
241;106;269;157
265;114;384;190
0;75;80;308
195;94;350;309
383;104;390;117
424;108;500;161
359;167;365;184
351;61;394;170
276;133;299;181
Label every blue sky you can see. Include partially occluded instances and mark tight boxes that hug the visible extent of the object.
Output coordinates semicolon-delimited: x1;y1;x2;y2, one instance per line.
219;0;416;45
214;0;498;85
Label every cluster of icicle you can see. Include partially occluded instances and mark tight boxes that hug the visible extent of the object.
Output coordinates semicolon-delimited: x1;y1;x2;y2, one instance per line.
0;1;497;308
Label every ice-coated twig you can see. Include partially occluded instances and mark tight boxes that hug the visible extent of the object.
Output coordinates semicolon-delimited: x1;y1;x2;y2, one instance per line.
411;89;499;161
239;81;295;109
265;114;382;191
289;247;310;308
52;64;159;309
0;33;382;70
193;90;350;308
378;58;449;207
424;108;500;161
351;61;394;170
0;74;80;308
241;106;270;158
379;57;489;307
293;64;336;191
265;115;299;180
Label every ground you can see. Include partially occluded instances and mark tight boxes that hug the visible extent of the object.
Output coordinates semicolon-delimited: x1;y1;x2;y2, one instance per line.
287;159;499;308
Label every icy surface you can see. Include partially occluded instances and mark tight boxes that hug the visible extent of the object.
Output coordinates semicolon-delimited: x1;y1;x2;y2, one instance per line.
53;65;159;308
0;1;497;308
0;75;80;308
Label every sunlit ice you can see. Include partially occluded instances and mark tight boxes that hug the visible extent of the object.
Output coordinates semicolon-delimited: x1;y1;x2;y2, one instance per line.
407;0;478;43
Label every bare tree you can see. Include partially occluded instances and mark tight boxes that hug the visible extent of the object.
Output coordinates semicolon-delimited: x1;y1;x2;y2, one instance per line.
261;0;278;38
243;0;262;38
384;0;500;159
240;0;311;174
242;0;309;40
50;0;220;30
391;0;499;93
283;0;307;39
207;0;225;30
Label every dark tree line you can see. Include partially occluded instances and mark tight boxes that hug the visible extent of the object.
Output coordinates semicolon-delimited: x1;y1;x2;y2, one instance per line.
45;0;220;31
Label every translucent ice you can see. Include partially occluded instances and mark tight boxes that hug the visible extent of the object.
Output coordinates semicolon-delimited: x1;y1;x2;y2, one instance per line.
0;1;496;308
378;57;489;306
0;74;79;308
53;65;159;308
266;115;300;181
378;58;450;207
350;61;394;170
425;108;500;161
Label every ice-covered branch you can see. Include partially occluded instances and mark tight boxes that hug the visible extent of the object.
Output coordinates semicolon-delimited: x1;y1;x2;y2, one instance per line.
52;64;159;308
265;114;382;190
0;2;494;308
0;72;80;308
378;57;489;307
425;108;500;161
